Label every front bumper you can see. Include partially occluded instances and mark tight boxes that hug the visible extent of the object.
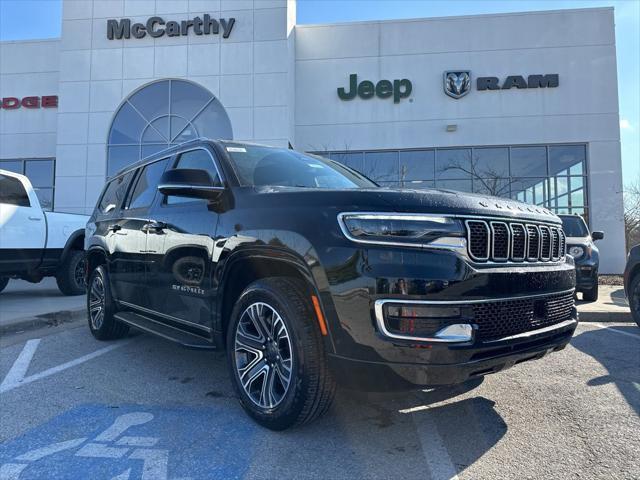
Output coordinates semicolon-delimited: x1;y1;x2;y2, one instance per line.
329;316;577;391
321;246;578;391
575;262;598;290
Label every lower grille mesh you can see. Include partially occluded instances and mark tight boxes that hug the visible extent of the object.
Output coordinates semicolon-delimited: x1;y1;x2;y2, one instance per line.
472;291;574;341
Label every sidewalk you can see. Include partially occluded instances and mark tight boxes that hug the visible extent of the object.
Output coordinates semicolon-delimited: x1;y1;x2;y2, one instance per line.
576;284;631;323
0;278;86;335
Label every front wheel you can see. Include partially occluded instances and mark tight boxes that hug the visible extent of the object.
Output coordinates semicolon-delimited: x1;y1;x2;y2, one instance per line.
630;275;640;328
226;277;335;430
87;266;129;340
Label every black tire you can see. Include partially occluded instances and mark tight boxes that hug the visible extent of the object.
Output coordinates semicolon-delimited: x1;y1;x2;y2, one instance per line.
0;277;8;293
56;249;87;296
226;277;335;430
630;275;640;328
582;284;599;302
87;266;129;340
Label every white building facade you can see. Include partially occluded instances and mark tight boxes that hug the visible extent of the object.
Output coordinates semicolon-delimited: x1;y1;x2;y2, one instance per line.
0;1;626;273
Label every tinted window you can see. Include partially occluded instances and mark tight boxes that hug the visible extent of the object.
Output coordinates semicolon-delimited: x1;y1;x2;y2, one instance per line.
166;149;223;205
473;148;509;178
0;174;30;207
128;159;168;209
549;145;585;176
560;215;589;237
99;172;134;214
225;144;376;189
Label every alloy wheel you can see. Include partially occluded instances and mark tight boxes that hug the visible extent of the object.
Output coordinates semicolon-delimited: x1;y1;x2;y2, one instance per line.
89;275;106;330
234;302;293;409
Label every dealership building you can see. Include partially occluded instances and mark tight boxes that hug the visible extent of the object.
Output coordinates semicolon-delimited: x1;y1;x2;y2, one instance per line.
0;1;626;272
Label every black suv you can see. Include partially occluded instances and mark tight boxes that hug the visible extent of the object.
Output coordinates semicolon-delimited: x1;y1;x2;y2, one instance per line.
624;244;640;327
559;214;604;301
85;139;577;430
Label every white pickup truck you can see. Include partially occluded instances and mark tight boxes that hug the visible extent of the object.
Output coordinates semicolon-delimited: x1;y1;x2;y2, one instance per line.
0;169;89;295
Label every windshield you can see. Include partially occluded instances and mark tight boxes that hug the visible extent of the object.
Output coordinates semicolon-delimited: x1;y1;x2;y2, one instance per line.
560;215;589;237
222;143;378;189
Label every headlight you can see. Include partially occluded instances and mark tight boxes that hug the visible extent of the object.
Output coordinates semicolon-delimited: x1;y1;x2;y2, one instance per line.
338;213;465;249
569;246;585;258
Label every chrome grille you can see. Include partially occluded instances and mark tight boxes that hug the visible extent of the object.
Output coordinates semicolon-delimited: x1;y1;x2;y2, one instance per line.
464;219;565;263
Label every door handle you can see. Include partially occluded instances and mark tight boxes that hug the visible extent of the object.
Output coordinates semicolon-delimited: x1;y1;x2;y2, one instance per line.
143;221;167;233
108;224;122;232
28;216;42;221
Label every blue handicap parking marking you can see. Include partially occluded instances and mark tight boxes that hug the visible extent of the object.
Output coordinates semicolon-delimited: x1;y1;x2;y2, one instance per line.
0;404;257;480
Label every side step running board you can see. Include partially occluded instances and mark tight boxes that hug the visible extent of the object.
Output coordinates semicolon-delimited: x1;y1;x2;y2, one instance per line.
115;311;216;350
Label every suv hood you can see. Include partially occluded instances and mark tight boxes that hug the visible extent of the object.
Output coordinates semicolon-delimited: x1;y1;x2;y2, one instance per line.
250;186;561;224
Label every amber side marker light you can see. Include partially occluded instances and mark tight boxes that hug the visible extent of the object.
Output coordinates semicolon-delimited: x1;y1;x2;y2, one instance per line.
311;295;328;336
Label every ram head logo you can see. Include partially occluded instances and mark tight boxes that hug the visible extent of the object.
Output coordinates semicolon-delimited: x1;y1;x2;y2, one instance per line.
444;71;471;99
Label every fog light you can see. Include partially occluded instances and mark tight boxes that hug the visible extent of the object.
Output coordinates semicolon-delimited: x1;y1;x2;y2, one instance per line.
382;302;471;339
434;324;473;342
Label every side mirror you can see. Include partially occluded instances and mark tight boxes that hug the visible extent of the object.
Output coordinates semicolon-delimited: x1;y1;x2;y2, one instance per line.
157;169;224;200
591;231;604;241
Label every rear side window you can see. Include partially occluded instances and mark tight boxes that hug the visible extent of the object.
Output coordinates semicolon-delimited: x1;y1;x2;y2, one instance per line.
127;158;169;210
166;149;223;205
0;174;30;207
98;172;134;214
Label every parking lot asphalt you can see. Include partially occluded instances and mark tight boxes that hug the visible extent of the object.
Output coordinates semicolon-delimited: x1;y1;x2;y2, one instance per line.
0;279;85;334
0;317;638;480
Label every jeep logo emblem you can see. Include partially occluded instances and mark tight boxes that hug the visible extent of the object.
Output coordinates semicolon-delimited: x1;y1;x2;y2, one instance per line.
444;71;471;99
338;74;412;103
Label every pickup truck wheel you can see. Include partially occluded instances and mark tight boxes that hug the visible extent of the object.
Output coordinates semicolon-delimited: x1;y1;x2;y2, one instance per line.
0;277;8;293
56;250;87;296
630;275;640;328
582;284;599;302
227;277;335;430
87;266;129;340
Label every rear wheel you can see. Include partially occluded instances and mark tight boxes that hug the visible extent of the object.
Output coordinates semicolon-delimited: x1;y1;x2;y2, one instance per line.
226;277;335;430
0;277;8;293
630;275;640;328
582;284;599;302
56;249;87;296
87;266;129;340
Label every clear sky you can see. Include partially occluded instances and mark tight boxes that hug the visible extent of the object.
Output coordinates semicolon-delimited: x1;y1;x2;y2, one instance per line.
0;0;638;186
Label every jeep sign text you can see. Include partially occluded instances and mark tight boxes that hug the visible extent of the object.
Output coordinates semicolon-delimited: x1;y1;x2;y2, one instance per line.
338;74;412;103
107;15;235;39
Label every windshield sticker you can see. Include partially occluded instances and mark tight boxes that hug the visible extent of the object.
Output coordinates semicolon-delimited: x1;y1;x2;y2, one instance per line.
226;147;246;153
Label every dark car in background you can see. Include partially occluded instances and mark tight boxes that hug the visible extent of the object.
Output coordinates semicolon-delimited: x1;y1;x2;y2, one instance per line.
559;214;604;301
624;245;640;327
85;139;577;430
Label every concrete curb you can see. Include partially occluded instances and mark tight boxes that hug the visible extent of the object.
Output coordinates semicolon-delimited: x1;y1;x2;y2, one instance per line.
0;308;86;337
578;310;633;323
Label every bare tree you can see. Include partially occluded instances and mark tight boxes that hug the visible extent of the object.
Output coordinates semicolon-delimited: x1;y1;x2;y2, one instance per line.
624;177;640;250
438;151;512;197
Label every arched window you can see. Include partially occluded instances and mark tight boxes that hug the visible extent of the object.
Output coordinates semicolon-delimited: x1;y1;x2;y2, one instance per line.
106;79;232;176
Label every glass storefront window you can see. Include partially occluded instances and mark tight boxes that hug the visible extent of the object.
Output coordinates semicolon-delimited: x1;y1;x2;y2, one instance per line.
399;150;435;183
310;143;588;222
436;148;472;180
473;147;509;178
0;159;56;211
107;79;233;177
510;146;547;177
364;151;398;183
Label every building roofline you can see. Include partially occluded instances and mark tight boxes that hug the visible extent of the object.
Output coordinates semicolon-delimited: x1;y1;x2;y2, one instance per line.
0;37;60;46
295;6;614;29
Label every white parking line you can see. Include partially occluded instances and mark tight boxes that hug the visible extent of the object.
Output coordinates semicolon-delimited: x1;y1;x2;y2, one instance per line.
0;339;41;392
410;410;460;480
0;339;131;394
579;322;640;340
